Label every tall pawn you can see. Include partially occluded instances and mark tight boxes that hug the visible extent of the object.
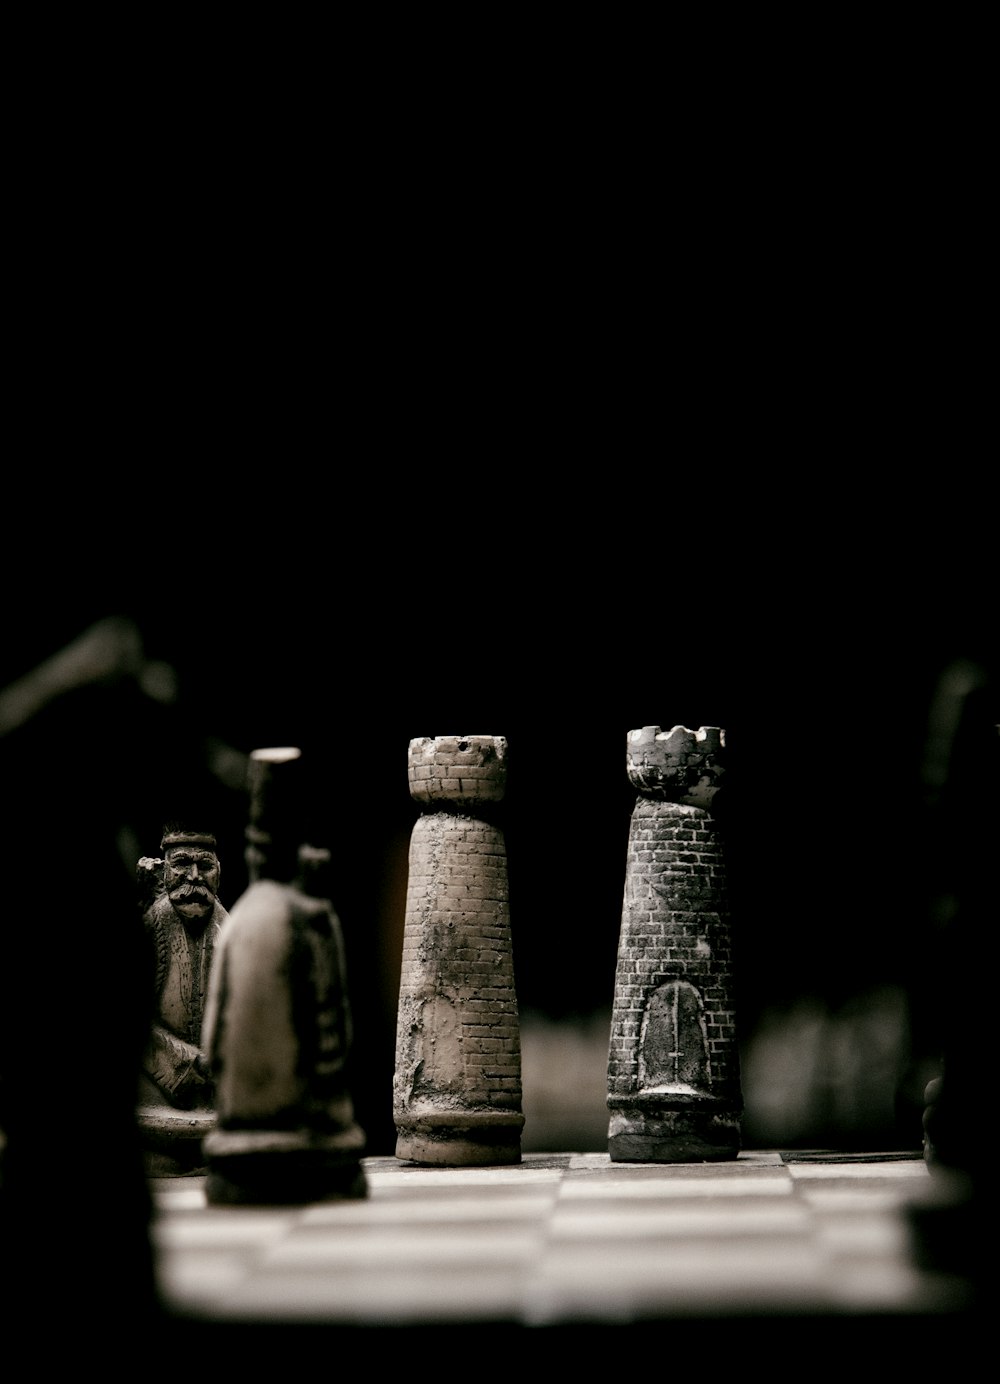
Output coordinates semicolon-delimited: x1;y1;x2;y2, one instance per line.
201;747;367;1204
607;725;743;1162
393;735;524;1165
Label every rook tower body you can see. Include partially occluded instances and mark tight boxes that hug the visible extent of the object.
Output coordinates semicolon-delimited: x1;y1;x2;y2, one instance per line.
607;725;742;1162
393;735;523;1165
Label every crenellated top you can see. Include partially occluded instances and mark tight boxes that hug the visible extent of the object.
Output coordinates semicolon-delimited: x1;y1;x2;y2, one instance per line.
625;724;725;807
407;735;508;806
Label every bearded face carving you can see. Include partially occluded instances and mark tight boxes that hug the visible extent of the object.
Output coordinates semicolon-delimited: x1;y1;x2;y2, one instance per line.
162;843;222;926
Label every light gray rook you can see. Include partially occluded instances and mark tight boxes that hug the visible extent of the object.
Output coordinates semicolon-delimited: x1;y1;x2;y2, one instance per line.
394;735;524;1165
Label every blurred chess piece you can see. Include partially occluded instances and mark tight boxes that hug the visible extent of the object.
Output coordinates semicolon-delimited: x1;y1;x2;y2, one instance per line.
393;735;524;1165
607;725;743;1162
201;747;368;1204
908;662;996;1309
0;616;178;1332
136;826;227;1175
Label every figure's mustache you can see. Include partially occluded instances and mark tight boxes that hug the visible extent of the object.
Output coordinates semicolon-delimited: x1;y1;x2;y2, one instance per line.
172;885;212;902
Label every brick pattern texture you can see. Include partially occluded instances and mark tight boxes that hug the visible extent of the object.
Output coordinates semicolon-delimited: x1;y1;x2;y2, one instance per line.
607;726;742;1157
393;737;523;1153
607;797;740;1102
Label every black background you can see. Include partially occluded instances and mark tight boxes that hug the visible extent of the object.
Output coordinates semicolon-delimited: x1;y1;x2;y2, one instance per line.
1;40;993;1343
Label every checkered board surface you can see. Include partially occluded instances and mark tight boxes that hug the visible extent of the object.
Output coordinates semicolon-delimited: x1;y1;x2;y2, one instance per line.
150;1150;975;1334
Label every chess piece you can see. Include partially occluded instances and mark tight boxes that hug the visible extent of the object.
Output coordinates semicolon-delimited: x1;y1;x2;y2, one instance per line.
909;685;997;1298
607;725;743;1161
137;825;227;1175
201;747;368;1204
393;735;524;1165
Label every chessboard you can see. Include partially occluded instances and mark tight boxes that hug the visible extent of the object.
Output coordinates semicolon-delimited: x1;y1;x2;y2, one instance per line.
148;1148;982;1358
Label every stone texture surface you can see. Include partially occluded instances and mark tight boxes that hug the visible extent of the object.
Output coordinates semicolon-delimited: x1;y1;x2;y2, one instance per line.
394;735;524;1165
607;726;742;1162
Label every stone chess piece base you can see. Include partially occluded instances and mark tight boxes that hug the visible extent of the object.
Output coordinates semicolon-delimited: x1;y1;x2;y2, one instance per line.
203;1127;368;1205
138;1104;216;1176
607;1102;741;1163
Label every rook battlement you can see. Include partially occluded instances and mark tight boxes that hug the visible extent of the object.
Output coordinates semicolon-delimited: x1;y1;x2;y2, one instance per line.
408;735;508;806
626;725;725;807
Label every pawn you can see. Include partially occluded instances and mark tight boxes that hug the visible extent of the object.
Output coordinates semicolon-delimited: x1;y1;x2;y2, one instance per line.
201;747;367;1204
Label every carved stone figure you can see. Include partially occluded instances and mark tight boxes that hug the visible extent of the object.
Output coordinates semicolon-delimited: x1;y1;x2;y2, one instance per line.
137;826;227;1175
201;747;368;1204
607;725;743;1161
393;735;524;1165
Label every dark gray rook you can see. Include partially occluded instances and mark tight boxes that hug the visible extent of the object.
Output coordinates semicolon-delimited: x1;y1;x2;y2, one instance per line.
393;735;524;1165
607;725;742;1162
